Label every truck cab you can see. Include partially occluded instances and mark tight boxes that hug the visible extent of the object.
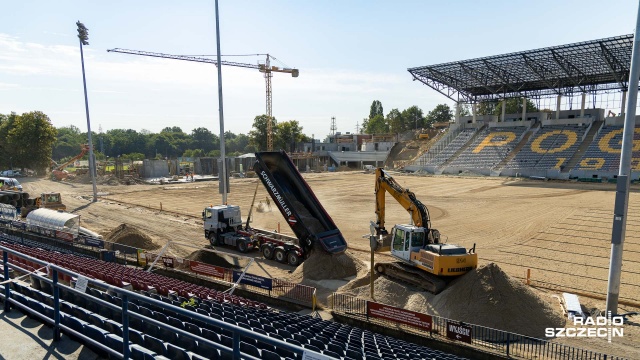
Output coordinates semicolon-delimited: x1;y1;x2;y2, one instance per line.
202;205;257;252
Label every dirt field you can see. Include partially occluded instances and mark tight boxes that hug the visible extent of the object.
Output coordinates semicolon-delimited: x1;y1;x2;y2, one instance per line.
19;172;640;357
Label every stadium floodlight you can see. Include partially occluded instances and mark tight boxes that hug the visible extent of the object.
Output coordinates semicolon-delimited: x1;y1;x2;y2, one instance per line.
76;21;98;202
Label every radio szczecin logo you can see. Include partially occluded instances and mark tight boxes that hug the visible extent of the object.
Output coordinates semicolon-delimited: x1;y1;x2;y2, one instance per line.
546;311;624;343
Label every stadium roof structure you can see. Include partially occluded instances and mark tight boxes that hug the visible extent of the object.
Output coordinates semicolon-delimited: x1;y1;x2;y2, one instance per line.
408;34;635;102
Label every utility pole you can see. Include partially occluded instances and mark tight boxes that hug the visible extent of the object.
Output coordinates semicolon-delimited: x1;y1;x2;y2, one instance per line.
606;1;640;315
76;21;98;203
214;0;228;204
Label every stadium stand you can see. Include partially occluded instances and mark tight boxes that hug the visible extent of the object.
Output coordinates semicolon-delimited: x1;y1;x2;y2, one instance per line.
426;128;478;166
1;240;469;359
504;124;589;170
574;125;640;172
447;126;527;169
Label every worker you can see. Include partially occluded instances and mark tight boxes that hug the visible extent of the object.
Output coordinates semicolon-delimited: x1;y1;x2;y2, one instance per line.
191;173;194;182
265;197;272;211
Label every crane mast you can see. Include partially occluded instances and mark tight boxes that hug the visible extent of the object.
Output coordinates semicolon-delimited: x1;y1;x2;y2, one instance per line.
107;48;299;151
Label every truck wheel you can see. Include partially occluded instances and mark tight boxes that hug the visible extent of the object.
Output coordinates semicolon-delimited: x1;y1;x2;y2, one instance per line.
262;245;275;260
274;248;286;263
209;233;219;246
287;251;301;266
237;241;248;253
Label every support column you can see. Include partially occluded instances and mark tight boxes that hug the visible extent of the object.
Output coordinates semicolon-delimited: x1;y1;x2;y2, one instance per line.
501;100;506;122
556;94;562;119
621;90;627;117
580;92;586;118
521;97;527;121
472;102;477;124
455;102;461;123
606;0;640;315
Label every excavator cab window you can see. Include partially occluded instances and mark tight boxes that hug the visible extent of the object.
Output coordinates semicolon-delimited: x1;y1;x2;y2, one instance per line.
393;228;405;251
411;231;426;249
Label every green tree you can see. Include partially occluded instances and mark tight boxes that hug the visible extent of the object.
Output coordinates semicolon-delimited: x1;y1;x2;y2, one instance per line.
425;104;452;127
276;120;306;152
386;109;404;133
190;127;217;154
53;125;85;160
363;114;388;134
227;133;250;153
402;106;426;130
369;100;384;119
249;115;277;151
7;111;58;171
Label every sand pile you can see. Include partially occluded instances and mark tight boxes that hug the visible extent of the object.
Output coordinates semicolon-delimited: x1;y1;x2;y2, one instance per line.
186;249;243;269
288;249;365;282
345;263;565;338
431;263;565;337
105;224;161;250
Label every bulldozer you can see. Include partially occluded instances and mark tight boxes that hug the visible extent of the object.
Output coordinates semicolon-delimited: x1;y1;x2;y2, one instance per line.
371;168;477;293
21;192;66;217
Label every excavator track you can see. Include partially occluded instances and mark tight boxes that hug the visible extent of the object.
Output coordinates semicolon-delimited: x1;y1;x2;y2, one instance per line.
374;261;447;294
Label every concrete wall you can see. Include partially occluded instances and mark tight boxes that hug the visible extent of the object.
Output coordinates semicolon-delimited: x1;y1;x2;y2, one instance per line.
141;159;171;178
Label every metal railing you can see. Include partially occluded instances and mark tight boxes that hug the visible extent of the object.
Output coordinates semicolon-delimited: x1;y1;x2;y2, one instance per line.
332;293;627;360
0;243;322;360
0;223;317;308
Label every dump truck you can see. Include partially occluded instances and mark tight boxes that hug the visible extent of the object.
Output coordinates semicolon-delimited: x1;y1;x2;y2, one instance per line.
202;151;347;265
202;204;305;265
253;151;347;256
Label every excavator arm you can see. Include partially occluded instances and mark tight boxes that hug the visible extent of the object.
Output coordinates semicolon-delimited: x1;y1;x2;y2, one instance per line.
374;168;431;235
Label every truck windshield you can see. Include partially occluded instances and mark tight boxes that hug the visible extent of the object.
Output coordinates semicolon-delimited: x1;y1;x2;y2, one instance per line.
204;209;212;219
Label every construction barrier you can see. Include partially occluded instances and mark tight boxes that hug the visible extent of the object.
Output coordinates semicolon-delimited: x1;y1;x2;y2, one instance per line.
331;293;627;360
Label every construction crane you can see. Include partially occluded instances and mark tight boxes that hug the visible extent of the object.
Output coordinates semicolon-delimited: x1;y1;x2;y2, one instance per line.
107;48;299;151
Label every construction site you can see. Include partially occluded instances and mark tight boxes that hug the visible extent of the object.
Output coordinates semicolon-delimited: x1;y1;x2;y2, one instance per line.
3;4;640;360
8;163;638;359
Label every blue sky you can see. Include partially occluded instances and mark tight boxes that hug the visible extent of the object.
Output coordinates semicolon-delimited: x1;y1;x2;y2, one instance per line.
1;0;638;139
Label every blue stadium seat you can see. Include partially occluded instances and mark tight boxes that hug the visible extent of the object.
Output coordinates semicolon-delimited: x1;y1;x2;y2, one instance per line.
240;341;261;357
166;343;190;360
194;338;221;360
143;335;166;357
130;344;156;360
105;334;128;355
174;334;197;353
261;349;282;360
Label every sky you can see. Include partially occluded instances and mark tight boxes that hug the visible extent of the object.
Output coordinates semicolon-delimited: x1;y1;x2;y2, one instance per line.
1;0;639;139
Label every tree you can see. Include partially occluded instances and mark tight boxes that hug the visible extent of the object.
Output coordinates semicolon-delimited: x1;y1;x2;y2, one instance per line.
190;127;217;154
369;100;383;119
363;114;388;134
53;125;85;160
402;106;426;130
276;120;306;152
227;133;250;153
386;109;404;133
249;115;277;151
425;104;453;127
7;111;57;171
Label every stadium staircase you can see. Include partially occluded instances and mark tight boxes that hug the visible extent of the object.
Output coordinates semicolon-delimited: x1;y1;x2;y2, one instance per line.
437;124;487;172
562;120;603;172
495;122;540;170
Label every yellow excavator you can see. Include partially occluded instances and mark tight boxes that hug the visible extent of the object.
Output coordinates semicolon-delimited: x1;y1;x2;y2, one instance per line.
371;168;477;293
